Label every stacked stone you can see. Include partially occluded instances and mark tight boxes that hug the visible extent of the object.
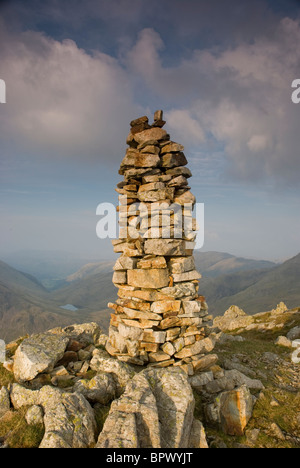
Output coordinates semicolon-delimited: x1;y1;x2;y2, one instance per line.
106;110;214;376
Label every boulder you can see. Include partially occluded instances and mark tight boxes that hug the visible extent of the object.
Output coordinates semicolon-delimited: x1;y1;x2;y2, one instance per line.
213;305;254;332
90;349;136;397
96;411;140;448
10;383;96;448
74;372;117;404
96;371;160;448
192;354;218;372
275;336;293;348
58;322;102;345
189;372;214;390
271;302;288;315
205;369;264;394
287;326;300;341
10;383;40;409
189;419;209;449
38;386;96;448
219;385;254;436
13;333;69;382
25;405;44;426
96;368;195;448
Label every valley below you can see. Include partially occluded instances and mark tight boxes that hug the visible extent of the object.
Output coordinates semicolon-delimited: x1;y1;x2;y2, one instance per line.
0;250;299;342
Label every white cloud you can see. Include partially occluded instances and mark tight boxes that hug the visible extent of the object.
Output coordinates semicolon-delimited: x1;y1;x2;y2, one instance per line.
126;18;300;186
1;16;300;186
165;109;206;146
0;26;139;162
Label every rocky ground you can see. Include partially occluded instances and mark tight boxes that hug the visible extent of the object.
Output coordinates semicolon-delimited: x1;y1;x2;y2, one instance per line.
0;304;299;449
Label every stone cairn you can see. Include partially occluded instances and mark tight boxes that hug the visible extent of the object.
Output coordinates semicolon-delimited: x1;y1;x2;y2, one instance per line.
106;110;214;376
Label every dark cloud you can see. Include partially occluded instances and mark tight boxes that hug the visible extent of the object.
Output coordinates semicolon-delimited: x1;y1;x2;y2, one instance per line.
125;18;300;186
1;0;300;186
2;0;299;55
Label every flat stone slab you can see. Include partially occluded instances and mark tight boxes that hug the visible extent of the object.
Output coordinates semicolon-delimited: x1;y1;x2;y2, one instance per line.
127;268;169;289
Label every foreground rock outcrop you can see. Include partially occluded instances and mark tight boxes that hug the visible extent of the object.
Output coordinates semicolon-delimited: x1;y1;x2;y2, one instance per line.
1;303;299;448
213;305;254;332
97;368;197;448
0;318;259;448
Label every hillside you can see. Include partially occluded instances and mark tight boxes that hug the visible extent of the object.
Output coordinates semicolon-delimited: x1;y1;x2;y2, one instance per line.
0;261;101;341
0;260;47;297
50;270;116;332
193;251;276;278
0;252;298;341
49;251;279;327
62;251;276;285
204;253;300;316
1;251;107;289
66;261;114;283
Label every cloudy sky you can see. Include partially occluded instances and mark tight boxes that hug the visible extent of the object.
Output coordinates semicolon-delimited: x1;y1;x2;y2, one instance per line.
0;0;299;261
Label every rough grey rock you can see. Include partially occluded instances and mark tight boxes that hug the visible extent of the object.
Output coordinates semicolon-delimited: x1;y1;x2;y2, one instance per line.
146;368;195;448
97;371;159;448
223;358;257;378
25;405;44;425
287;326;300;341
213;306;254;332
90;349;136;397
205;369;264;394
262;352;280;363
51;322;102;346
10;383;96;448
219;385;253;436
189;372;214;390
39;386;96;448
74;372;117;404
10;383;40;409
189;419;209;449
96;368;195;448
97;411;139;448
13;333;69;382
205;385;253;436
217;333;245;344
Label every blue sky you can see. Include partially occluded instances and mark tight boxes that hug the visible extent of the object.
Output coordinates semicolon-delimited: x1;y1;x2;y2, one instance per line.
0;0;300;261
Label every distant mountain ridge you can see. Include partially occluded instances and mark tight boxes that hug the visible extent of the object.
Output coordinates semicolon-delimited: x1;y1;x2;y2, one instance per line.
204;253;300;315
61;251;276;285
0;251;298;342
0;260;47;296
193;251;276;278
66;261;114;283
0;260;103;341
